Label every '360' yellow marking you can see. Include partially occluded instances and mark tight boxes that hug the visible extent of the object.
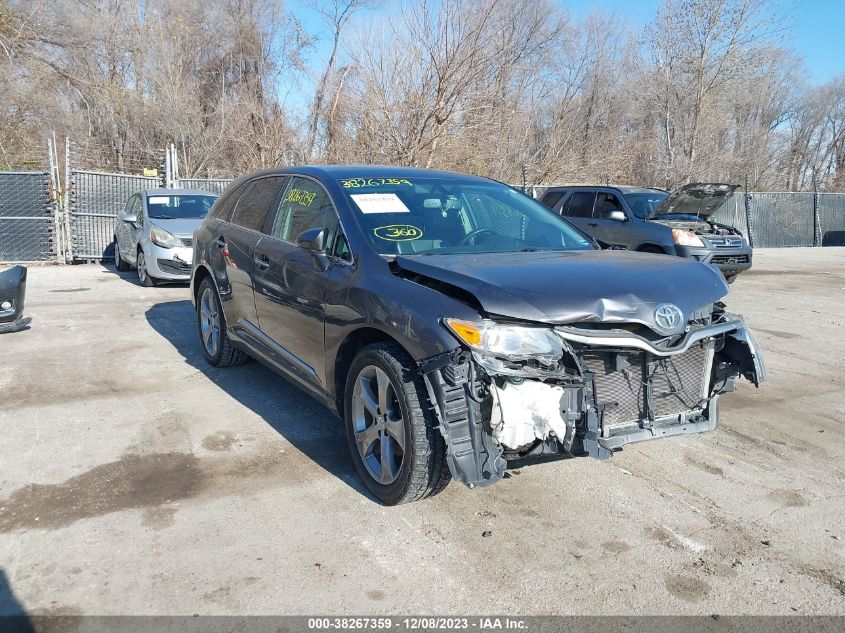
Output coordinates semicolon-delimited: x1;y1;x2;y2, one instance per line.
374;225;423;241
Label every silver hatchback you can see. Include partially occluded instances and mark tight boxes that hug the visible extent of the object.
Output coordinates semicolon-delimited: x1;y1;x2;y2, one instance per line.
113;189;217;286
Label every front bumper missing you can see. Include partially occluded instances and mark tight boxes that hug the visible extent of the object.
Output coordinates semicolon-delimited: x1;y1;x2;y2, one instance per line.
421;318;765;486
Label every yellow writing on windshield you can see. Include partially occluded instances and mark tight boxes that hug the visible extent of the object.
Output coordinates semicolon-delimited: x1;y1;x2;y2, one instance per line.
373;225;423;241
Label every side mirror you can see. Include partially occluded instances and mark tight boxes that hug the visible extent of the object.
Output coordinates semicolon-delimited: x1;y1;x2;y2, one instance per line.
123;213;138;225
296;227;327;252
609;210;627;222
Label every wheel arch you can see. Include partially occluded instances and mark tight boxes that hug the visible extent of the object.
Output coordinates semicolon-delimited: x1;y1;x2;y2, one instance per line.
331;326;414;417
636;243;667;254
192;264;213;305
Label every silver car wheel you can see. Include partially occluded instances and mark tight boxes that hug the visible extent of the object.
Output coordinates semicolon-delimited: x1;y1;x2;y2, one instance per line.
199;287;221;357
137;251;147;283
351;365;406;485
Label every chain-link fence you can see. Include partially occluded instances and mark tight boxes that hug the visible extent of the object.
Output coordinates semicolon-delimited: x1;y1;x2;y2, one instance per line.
69;170;159;260
0;172;54;262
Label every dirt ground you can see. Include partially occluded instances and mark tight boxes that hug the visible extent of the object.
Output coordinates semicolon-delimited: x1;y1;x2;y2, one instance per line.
0;248;843;616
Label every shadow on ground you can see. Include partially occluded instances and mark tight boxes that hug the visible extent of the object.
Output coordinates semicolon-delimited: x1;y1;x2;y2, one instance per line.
144;299;372;500
0;569;33;632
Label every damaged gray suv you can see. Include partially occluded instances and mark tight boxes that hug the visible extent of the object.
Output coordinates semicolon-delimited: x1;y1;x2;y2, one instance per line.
191;166;766;505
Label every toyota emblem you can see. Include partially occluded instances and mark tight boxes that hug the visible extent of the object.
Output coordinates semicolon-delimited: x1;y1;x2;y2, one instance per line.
654;303;684;333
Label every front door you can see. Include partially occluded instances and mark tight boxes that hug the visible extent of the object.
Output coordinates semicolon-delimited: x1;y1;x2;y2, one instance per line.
590;191;630;249
253;176;341;391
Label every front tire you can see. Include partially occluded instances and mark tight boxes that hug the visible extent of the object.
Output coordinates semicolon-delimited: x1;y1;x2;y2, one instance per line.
196;277;248;367
136;249;157;287
344;342;450;505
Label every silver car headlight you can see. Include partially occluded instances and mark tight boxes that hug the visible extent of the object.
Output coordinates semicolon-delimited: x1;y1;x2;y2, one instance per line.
150;226;182;249
444;318;569;376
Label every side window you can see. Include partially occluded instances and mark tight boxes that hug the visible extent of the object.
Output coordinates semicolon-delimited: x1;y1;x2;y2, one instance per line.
231;177;286;231
211;184;246;222
562;191;596;218
594;192;624;219
540;191;564;209
270;177;338;247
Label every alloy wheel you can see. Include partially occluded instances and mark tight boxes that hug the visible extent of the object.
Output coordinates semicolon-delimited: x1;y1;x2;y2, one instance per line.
351;365;406;484
137;251;147;284
199;287;221;357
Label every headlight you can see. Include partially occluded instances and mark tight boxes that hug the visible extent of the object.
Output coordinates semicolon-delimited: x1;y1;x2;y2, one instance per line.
672;229;704;247
444;318;567;376
150;226;182;248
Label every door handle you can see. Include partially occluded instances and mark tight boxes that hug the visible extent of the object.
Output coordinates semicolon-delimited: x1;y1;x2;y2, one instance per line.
255;254;270;270
216;236;226;249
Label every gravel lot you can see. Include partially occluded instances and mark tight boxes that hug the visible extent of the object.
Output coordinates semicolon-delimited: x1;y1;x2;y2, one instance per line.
0;248;843;616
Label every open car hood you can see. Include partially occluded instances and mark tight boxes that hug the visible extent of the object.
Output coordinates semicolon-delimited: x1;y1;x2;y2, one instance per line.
653;183;740;219
393;250;728;329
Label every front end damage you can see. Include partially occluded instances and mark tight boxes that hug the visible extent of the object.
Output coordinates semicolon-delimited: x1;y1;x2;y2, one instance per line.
420;308;766;488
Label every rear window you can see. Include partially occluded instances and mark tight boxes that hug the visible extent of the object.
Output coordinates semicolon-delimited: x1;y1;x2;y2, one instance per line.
540;190;565;209
561;191;596;218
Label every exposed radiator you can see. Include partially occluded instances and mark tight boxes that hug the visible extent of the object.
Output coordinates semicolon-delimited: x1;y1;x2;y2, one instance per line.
583;342;714;429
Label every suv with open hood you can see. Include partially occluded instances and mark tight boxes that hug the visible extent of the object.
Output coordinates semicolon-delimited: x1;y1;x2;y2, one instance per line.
191;167;765;505
540;183;752;282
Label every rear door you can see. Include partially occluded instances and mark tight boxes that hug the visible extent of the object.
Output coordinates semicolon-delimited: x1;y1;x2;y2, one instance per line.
558;190;597;235
215;176;288;329
253;175;342;391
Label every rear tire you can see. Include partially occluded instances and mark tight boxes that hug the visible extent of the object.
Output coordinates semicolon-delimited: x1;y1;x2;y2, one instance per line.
114;239;129;271
344;342;451;505
136;249;158;287
196;277;248;367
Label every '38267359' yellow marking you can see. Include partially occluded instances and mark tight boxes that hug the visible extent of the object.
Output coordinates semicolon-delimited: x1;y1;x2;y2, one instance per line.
341;178;412;188
373;225;423;241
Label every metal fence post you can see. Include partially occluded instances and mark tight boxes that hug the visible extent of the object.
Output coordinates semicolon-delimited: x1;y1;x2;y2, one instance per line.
744;178;754;248
813;184;821;247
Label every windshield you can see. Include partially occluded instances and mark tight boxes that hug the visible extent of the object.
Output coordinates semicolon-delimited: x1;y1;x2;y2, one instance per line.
623;192;668;219
337;177;595;255
146;194;217;220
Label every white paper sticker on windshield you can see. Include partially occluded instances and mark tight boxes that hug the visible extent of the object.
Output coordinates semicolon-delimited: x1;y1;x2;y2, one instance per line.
148;196;171;205
350;193;410;214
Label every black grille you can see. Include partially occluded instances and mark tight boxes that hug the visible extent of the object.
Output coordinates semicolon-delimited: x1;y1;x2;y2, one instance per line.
583;344;711;428
157;258;191;275
711;254;749;265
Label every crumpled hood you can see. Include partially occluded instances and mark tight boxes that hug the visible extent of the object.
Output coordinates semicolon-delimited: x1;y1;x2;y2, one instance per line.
149;217;204;237
394;250;728;327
